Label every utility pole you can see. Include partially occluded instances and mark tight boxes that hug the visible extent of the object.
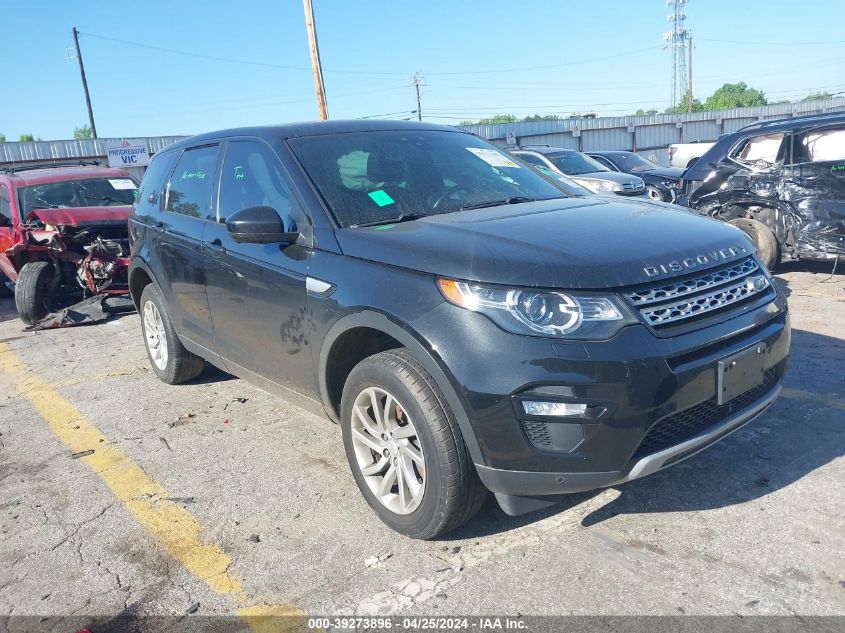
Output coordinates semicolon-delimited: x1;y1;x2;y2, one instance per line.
687;35;693;113
302;0;329;120
72;27;98;138
412;73;423;121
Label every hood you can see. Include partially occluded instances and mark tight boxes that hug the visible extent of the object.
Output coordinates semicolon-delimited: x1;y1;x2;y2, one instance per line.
33;206;132;228
335;198;753;289
640;166;685;180
571;171;644;186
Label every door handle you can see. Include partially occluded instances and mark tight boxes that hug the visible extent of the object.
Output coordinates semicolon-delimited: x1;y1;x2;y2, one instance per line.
207;238;227;256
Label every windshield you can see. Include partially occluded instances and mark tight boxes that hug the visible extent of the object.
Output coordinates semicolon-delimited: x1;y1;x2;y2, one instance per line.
19;177;137;217
288;130;567;228
607;153;658;172
546;151;609;175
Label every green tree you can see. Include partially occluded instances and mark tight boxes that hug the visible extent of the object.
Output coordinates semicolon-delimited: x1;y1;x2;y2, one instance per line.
0;133;6;143
19;133;35;142
458;120;475;126
73;124;93;139
477;114;517;125
632;109;659;116
521;114;561;122
801;92;833;101
703;82;766;110
664;89;705;114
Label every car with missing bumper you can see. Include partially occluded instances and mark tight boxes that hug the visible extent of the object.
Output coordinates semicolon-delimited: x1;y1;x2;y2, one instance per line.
680;112;845;269
129;121;789;539
0;165;137;325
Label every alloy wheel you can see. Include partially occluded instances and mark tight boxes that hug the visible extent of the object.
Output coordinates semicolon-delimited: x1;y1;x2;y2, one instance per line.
350;386;426;515
143;301;168;371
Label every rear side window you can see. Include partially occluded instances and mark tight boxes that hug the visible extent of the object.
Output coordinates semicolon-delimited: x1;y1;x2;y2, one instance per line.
137;152;177;208
166;145;219;218
218;140;293;228
795;127;845;163
734;133;784;165
0;186;11;225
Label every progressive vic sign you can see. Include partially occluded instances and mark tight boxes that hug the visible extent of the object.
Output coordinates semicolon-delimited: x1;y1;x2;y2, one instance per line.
105;139;150;168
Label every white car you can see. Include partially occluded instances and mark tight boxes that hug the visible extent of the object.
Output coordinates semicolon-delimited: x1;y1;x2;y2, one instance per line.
668;142;716;168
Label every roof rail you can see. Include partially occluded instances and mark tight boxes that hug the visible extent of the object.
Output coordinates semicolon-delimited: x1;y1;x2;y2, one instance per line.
739;111;845;132
0;160;103;175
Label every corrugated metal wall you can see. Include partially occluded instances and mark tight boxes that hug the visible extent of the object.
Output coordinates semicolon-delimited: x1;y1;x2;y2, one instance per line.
462;97;845;165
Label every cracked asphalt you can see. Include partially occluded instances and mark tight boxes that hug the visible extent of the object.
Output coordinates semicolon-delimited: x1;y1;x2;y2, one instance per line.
0;262;843;623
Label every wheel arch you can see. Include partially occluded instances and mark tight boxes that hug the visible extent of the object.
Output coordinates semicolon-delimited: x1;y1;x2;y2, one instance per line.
318;310;485;466
128;259;160;311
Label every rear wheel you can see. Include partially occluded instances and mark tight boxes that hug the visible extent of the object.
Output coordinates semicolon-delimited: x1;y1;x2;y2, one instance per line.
729;218;779;270
15;261;56;325
139;284;205;384
340;349;487;539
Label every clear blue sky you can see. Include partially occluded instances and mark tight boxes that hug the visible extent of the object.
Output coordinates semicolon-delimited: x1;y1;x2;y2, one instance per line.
3;0;844;140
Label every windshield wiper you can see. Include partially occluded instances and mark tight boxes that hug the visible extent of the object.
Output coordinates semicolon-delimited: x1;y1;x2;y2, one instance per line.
352;212;427;228
460;196;549;211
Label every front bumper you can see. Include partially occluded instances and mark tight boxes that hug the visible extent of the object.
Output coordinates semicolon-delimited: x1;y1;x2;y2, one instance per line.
411;286;789;499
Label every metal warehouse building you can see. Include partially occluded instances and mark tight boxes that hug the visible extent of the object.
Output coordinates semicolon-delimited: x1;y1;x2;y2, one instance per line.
459;97;845;165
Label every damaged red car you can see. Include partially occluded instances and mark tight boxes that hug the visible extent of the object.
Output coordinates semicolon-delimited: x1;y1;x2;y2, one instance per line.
0;165;137;326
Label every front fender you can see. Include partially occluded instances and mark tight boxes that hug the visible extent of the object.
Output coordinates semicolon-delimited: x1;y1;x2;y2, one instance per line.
317;309;486;466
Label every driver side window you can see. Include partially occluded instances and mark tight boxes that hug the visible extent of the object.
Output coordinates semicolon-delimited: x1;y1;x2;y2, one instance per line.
0;187;12;227
733;133;785;166
218;140;294;230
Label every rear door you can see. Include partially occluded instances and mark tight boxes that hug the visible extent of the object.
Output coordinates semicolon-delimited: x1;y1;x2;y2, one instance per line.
202;139;314;395
152;144;221;350
781;125;845;256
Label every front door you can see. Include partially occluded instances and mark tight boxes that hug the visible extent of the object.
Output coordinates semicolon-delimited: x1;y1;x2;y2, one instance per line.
203;139;314;395
0;185;15;281
152;144;220;350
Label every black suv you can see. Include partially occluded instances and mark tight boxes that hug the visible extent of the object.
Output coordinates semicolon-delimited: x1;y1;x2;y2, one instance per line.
129;121;790;539
680;112;845;269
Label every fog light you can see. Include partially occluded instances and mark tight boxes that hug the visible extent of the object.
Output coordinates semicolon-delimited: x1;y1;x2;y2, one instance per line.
521;401;587;417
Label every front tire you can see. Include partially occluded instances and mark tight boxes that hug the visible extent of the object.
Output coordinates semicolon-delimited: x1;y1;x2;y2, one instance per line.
15;261;56;326
139;284;204;384
730;218;779;270
645;185;665;201
340;349;487;539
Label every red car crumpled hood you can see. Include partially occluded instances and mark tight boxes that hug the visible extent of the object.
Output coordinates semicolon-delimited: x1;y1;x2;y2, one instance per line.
33;206;132;227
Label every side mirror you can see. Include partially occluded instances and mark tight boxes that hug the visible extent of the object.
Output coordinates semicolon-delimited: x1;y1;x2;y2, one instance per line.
226;206;298;244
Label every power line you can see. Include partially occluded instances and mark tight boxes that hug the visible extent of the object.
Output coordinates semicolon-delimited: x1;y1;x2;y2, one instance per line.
697;37;845;46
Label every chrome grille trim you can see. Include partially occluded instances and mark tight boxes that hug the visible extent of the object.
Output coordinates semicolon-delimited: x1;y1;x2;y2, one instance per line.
626;258;760;306
622;182;645;190
638;275;771;326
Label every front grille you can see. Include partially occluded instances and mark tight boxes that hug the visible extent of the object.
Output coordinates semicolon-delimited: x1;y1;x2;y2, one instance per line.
633;367;778;459
625;257;772;329
622;182;644;190
522;420;553;448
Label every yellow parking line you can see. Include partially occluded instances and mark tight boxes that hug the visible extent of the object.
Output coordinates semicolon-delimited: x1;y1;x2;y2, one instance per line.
0;342;305;631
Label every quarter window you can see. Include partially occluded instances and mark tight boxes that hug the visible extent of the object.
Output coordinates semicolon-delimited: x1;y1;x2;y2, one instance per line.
166;145;219;218
138;151;177;209
218;141;293;228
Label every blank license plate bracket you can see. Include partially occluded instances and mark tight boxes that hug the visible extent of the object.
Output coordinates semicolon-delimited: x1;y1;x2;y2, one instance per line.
716;344;768;405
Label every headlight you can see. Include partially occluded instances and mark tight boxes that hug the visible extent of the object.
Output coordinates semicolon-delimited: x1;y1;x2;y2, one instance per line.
437;279;637;339
576;178;619;193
